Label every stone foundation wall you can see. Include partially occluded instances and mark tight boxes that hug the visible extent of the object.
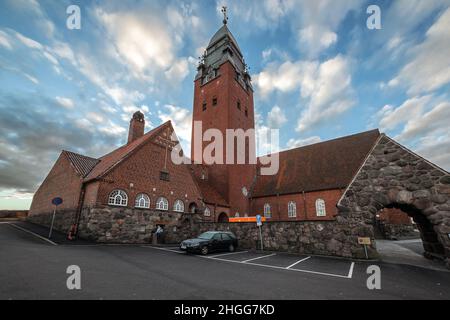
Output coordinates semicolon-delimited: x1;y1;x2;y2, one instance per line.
382;223;419;240
169;217;375;258
77;206;186;243
27;209;76;234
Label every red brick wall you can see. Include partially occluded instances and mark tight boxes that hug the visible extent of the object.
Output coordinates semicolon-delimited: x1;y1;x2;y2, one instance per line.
29;153;82;215
94;132;202;212
83;181;99;207
379;208;412;225
250;189;343;221
191;61;256;215
200;204;230;222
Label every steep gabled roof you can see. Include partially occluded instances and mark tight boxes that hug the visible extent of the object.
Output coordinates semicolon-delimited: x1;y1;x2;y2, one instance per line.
83;121;172;182
63;150;99;178
251;129;381;198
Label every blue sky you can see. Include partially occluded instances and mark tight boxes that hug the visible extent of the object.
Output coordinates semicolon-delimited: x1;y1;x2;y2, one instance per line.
0;0;449;210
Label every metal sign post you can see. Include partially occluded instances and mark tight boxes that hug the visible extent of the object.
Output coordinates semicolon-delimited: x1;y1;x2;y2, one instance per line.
256;214;263;251
358;237;371;260
49;197;63;239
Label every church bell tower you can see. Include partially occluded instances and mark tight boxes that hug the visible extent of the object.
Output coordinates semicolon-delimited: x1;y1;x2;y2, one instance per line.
191;7;256;217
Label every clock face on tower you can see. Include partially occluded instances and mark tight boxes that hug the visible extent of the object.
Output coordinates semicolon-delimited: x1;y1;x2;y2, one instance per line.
242;186;248;197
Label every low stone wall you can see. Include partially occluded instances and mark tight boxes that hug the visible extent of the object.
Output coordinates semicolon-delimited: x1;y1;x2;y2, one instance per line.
382;223;419;240
26;206;377;259
170;218;376;258
27;209;76;234
77;205;186;243
0;210;29;219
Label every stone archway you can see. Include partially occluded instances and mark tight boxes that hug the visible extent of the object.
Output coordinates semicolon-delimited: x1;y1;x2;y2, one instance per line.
335;135;450;268
217;212;229;222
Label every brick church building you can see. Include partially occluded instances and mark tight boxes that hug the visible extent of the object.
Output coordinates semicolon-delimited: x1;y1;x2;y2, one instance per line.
28;16;450;264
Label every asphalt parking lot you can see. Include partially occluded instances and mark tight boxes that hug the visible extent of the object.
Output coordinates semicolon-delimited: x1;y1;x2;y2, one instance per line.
148;246;355;279
1;222;450;300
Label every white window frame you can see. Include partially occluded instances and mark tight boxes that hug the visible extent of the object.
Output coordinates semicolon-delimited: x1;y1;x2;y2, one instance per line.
288;201;297;218
264;203;271;218
173;199;185;212
204;207;211;217
156;197;169;211
108;189;128;207
315;198;326;217
135;193;150;209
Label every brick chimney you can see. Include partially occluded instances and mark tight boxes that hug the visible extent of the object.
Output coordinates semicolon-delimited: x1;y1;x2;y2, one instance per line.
128;111;145;143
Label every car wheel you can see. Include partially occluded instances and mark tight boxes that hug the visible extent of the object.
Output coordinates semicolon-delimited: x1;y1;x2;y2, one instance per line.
228;244;235;252
201;246;209;255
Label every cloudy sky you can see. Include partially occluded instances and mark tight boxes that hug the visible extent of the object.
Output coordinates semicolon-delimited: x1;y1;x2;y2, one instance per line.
0;0;449;210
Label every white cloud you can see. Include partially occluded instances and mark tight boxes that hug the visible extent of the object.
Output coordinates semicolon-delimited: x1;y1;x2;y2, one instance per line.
389;7;450;95
374;94;450;170
55;96;74;109
96;9;175;76
164;58;191;83
287;136;322;148
254;54;354;132
158;104;192;154
0;30;12;50
296;55;354;131
416;134;450;171
376;95;431;132
15;32;43;50
98;122;126;138
254;60;317;97
267;105;287;128
24;73;38;84
86;112;104;124
298;25;337;57
218;0;358;57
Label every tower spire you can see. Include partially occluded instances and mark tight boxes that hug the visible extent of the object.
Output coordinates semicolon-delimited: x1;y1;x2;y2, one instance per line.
221;6;228;25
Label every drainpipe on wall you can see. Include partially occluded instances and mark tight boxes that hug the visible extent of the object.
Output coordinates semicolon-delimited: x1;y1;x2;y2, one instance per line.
73;183;86;237
302;190;307;221
277;193;280;221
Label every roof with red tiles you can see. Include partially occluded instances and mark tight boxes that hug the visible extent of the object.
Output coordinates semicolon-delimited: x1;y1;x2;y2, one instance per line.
63;150;99;178
251;129;381;198
83;121;171;182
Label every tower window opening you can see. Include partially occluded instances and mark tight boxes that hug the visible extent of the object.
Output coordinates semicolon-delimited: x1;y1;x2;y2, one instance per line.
237;100;241;110
202;102;207;111
212;97;218;106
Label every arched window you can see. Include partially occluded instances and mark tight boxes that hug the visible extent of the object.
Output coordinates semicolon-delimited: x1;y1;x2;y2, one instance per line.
264;203;271;218
135;193;150;208
156;197;169;211
288;201;296;218
316;198;326;217
204;207;211;216
173;199;185;212
108;190;128;206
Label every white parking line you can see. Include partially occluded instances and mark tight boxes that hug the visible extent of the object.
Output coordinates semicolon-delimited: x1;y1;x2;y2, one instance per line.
143;246;185;254
202;255;351;279
286;256;311;269
7;223;57;246
241;253;276;263
347;262;355;279
209;251;249;258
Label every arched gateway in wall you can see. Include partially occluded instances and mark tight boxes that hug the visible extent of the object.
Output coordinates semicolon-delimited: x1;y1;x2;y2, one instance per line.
334;135;450;268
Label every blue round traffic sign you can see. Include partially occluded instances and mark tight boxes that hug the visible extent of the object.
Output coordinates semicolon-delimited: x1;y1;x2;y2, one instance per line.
52;197;63;206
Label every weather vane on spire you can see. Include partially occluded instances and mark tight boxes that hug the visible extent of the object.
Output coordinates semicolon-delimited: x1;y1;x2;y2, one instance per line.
221;6;228;25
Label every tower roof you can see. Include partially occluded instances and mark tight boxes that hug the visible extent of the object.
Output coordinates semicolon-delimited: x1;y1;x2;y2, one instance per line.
207;24;242;56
